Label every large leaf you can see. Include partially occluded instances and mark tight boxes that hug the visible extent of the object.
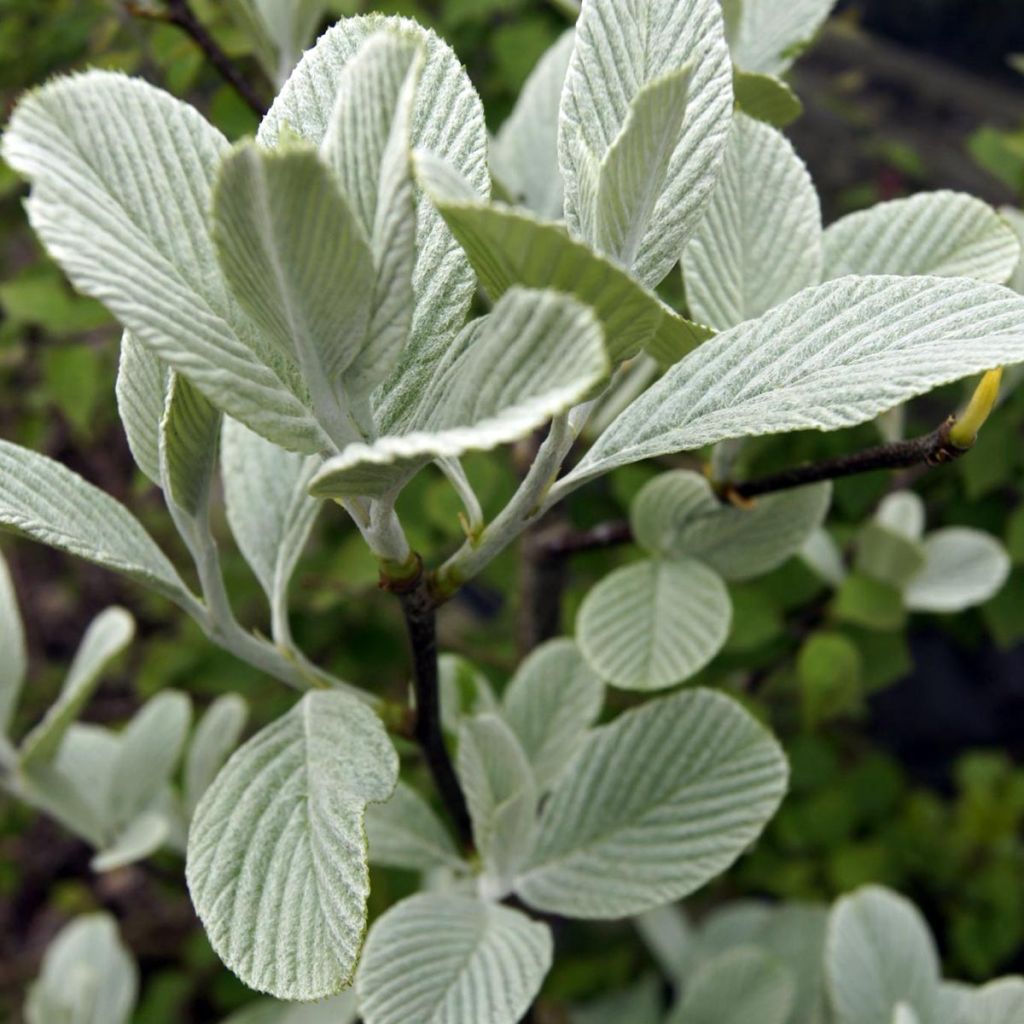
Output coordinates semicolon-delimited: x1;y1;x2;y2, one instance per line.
2;73;327;453
20;607;134;769
724;0;837;75
115;332;168;486
631;470;830;580
184;694;249;816
491;31;575;219
568;276;1024;488
365;779;464;872
501;638;604;790
0;549;26;737
260;14;490;435
515;688;788;917
904;528;1010;612
826;886;943;1024
0;440;192;607
683;113;822;330
25;913;138;1024
356;893;553;1024
966;979;1024;1024
417;155;712;365
823;192;1021;284
186;691;399;1000
309;288;609;499
161;373;222;518
576;558;732;691
213;141;374;446
560;0;734;287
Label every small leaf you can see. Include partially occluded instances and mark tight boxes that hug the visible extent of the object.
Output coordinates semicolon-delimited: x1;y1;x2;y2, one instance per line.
220;992;360;1024
116;332;169;487
904;528;1011;612
833;574;906;632
20;607;134;769
797;631;863;728
724;0;836;75
515;688;788;918
438;653;499;735
631;470;831;580
762;904;831;1024
854;522;927;591
187;691;399;1000
573;976;664;1024
161;373;222;518
733;70;804;127
875;491;925;541
577;558;732;691
501;638;604;790
184;694;249;816
91;811;170;873
356;893;553;1024
0;548;27;737
25;913;137;1024
801;528;847;587
365;780;464;872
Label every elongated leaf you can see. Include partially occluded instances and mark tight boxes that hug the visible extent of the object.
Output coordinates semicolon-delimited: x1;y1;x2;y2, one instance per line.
491;31;575;219
1002;206;1024;294
515;688;788;917
631;471;830;580
260;14;490;436
875;491;925;541
457;714;537;894
20;607;134;769
161;373;222;518
967;979;1024;1024
683;113;822;330
0;440;192;606
733;70;803;128
595;65;692;268
724;0;837;75
904;528;1010;612
569;276;1024;488
560;0;733;287
826;886;943;1024
356;893;553;1024
0;549;26;737
309;288;608;499
25;913;138;1024
667;947;795;1024
577;558;731;691
2;73;327;453
417;154;712;364
252;0;329;85
439;653;499;735
823;192;1021;284
801;528;847;587
91;811;170;872
365;779;464;871
635;905;697;981
501;638;604;790
116;332;168;486
222;418;320;632
185;694;249;816
187;691;399;1000
762;904;831;1024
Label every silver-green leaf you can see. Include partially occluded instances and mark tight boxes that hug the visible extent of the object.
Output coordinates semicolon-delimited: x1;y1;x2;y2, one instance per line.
184;694;249;816
0;548;26;737
365;779;464;872
904;528;1010;612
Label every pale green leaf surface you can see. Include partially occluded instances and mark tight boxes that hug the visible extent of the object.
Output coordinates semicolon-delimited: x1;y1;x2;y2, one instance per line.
356;893;553;1024
572;976;664;1024
854;522;926;591
560;0;734;286
116;332;168;486
732;70;803;127
161;372;222;518
761;904;831;1024
576;558;732;691
185;694;249;816
695;900;774;957
438;653;499;735
25;913;137;1024
252;0;329;85
0;549;26;736
501;638;604;790
1001;206;1024;294
186;691;399;1000
724;0;837;75
631;470;830;580
19;607;134;769
568;276;1024;488
904;528;1010;612
365;779;464;872
683;113;822;330
515;688;788;917
801;528;847;587
823;192;1021;284
634;904;697;980
491;31;575;219
892;1005;919;1024
966;978;1024;1024
91;811;170;872
220;993;360;1024
875;491;926;541
2;72;327;453
826;885;943;1024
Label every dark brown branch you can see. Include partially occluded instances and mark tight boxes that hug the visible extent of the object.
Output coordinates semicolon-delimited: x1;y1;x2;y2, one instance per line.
127;0;269;116
395;571;474;850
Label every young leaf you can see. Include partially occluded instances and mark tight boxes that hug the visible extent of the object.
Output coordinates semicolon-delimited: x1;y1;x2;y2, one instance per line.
2;73;328;453
0;549;26;737
212;141;374;446
501;638;604;790
161;373;222;518
822;192;1021;284
904;528;1011;612
854;523;926;591
631;470;831;580
491;31;576;219
365;780;465;872
724;0;837;75
24;913;138;1024
801;528;847;587
91;811;170;873
683;113;822;331
732;70;804;128
19;607;134;769
250;0;329;85
439;653;500;735
457;714;538;895
308;288;609;499
0;440;192;606
762;904;831;1024
220;992;360;1024
515;688;788;917
568;276;1024;488
875;491;926;541
826;885;943;1024
184;694;249;816
635;905;698;981
355;893;553;1024
186;691;399;1000
116;331;169;486
573;976;665;1024
576;558;732;691
560;0;733;287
